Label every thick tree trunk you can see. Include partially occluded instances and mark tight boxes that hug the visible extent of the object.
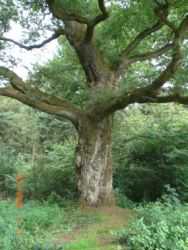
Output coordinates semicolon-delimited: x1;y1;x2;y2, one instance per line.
75;116;114;206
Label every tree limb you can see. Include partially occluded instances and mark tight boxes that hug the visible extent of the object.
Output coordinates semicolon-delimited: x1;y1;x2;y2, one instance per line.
85;0;109;42
0;67;82;127
47;0;108;43
115;1;178;78
128;43;173;63
143;16;188;94
94;0;109;25
136;94;188;105
89;16;188;119
115;21;163;77
124;22;163;56
46;0;89;24
0;29;65;50
154;0;177;32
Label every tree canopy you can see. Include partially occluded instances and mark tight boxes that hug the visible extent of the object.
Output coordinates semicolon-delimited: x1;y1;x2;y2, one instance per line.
0;0;188;124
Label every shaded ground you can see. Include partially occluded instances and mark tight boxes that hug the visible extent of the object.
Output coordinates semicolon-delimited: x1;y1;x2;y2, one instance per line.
54;206;133;250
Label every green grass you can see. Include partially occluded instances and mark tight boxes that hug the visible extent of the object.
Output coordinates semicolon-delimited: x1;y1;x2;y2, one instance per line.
64;239;99;250
0;200;131;250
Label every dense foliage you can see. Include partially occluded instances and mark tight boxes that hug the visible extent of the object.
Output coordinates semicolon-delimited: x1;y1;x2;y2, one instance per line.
0;200;100;250
113;104;188;202
1;97;188;204
116;193;188;250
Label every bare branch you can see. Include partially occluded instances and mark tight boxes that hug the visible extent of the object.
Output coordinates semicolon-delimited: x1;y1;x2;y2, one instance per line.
0;67;82;127
0;29;65;50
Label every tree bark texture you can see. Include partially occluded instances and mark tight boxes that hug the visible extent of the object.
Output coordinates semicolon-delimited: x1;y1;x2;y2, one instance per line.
75;116;114;206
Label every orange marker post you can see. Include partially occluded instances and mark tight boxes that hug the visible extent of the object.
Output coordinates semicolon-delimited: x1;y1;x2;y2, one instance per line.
16;175;25;236
16;175;25;208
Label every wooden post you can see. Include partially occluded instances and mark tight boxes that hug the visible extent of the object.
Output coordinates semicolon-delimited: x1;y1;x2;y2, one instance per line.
16;175;25;236
16;175;25;208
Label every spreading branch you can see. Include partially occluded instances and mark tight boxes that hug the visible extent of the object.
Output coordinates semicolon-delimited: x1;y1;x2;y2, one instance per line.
143;16;188;94
0;29;65;50
123;22;162;56
128;43;173;63
136;94;188;105
85;0;109;42
0;67;82;127
154;0;177;32
115;1;177;78
115;21;163;77
93;0;109;25
90;15;188;120
47;0;108;43
46;0;89;24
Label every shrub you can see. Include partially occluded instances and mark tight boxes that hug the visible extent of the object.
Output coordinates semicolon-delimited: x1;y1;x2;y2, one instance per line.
25;140;77;201
115;189;135;209
0;146;17;197
113;104;188;202
116;201;188;250
0;200;65;250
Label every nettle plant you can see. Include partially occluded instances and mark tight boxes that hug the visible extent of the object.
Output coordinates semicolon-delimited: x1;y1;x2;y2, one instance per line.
0;0;188;206
116;202;188;250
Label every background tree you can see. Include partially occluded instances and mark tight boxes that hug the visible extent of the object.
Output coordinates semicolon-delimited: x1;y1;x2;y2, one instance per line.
0;0;188;206
113;104;188;202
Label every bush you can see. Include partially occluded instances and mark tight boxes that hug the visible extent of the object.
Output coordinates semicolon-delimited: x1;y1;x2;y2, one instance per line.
0;139;77;202
25;140;77;201
113;104;188;202
116;200;188;250
0;146;17;197
0;200;100;250
0;200;65;250
115;189;135;209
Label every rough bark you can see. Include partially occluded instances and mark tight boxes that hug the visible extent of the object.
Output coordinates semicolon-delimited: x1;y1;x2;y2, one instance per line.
75;116;114;206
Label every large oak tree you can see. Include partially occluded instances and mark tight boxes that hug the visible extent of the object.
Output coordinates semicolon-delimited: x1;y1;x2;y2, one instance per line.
0;0;188;206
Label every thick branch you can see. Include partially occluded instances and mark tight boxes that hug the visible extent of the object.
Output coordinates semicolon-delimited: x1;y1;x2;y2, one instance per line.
154;0;177;32
85;0;109;42
47;0;108;43
0;66;25;92
94;0;109;25
0;67;82;127
88;16;188;119
136;94;188;105
46;0;89;24
0;29;65;50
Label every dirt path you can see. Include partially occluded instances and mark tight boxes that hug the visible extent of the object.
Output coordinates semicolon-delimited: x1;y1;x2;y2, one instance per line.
54;206;133;250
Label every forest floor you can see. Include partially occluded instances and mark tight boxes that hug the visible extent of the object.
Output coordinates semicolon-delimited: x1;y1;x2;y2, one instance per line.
54;206;133;250
0;200;133;250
